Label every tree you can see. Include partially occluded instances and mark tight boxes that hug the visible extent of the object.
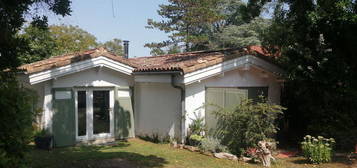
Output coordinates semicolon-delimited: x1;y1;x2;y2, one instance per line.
265;0;357;149
18;25;127;64
17;25;57;64
101;38;124;56
146;0;274;55
213;17;270;49
145;0;223;53
148;44;181;56
0;1;71;167
50;25;98;56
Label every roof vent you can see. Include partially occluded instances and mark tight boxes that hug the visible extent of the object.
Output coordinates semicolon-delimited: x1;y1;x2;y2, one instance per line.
123;40;129;58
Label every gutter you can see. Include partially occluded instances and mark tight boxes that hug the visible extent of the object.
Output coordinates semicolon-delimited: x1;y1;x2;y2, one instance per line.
171;74;186;144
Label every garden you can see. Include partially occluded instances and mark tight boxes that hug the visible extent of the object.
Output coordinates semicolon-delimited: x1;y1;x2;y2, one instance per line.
29;98;356;168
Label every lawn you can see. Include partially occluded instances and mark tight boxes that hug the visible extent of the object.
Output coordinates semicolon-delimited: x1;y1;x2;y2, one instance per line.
29;138;353;168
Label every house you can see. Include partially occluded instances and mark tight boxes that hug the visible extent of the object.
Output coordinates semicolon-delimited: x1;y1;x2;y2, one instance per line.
17;45;283;147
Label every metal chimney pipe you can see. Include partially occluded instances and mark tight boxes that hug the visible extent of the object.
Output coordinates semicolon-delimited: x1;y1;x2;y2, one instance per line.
123;40;129;58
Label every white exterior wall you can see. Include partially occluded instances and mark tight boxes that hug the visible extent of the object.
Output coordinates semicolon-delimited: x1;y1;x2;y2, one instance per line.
184;67;282;136
134;82;181;140
52;67;133;88
19;67;134;132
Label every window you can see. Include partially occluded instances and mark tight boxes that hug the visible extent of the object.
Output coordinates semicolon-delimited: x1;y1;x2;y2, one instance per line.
77;91;86;136
205;87;268;132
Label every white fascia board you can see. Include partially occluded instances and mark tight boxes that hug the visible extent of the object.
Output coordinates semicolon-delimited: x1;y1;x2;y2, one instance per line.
183;55;284;85
134;75;172;83
29;56;134;85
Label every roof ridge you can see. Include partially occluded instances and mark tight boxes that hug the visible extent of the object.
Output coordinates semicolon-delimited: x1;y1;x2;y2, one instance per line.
129;48;234;60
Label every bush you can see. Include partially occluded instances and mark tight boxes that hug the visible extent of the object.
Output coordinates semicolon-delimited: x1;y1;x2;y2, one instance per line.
0;73;39;167
301;135;335;164
188;134;203;146
188;112;205;136
213;98;285;155
199;137;228;153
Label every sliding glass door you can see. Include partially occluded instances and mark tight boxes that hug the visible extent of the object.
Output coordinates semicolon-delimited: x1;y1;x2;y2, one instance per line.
75;88;114;141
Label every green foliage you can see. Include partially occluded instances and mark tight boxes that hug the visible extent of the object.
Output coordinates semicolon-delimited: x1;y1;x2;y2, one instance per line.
146;0;273;55
199;137;228;153
18;24;57;64
0;0;71;70
265;0;357;149
188;113;205;136
213;18;270;48
34;129;51;138
0;73;40;167
213;98;285;155
101;38;124;56
148;44;181;56
49;25;98;56
188;134;204;147
145;0;223;53
0;1;71;167
18;25;126;64
301;135;335;164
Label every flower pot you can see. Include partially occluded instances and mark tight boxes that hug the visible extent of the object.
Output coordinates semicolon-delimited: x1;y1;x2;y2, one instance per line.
34;135;54;150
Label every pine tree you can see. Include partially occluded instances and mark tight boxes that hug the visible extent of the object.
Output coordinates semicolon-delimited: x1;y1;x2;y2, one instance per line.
145;0;223;53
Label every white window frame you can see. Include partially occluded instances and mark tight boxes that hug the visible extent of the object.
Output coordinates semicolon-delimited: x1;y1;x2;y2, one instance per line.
74;87;114;142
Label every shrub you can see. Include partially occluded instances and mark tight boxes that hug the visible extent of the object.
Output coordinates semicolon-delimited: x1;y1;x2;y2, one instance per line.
188;134;203;146
301;135;335;163
213;97;285;155
188;112;205;136
199;137;228;153
0;73;39;167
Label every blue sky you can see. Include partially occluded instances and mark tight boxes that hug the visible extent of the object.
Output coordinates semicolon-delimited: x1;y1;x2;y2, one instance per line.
48;0;168;58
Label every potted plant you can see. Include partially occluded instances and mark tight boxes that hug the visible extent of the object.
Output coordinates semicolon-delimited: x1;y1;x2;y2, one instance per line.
34;129;53;150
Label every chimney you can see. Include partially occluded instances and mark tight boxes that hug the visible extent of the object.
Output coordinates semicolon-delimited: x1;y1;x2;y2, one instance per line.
123;40;129;58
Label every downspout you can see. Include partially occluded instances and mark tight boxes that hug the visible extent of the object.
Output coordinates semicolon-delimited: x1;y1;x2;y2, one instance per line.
171;74;186;144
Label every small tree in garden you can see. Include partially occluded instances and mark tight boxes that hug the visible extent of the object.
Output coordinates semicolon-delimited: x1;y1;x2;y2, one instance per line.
212;97;285;155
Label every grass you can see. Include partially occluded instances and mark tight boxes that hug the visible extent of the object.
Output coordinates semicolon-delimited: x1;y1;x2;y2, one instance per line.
29;138;353;168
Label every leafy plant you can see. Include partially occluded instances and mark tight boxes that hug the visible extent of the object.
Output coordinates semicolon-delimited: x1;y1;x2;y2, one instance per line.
188;112;205;136
33;129;51;138
0;74;41;167
301;135;335;164
188;134;203;147
213;97;285;155
199;137;228;153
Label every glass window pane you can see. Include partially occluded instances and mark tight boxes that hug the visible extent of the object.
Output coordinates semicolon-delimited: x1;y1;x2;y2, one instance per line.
77;91;86;136
242;87;269;102
224;88;248;108
93;90;110;134
205;88;225;133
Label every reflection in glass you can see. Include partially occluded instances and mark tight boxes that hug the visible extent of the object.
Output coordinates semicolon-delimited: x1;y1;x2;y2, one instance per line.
93;90;110;134
77;91;86;136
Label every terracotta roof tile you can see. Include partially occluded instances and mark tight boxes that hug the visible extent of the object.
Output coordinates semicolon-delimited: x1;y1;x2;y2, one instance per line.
19;46;277;75
129;46;276;73
19;47;139;74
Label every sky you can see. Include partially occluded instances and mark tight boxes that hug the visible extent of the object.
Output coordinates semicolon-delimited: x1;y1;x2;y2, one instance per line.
47;0;168;58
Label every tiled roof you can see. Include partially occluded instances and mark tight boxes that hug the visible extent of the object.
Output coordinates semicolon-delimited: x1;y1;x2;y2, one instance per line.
19;48;139;74
19;46;277;74
131;46;277;73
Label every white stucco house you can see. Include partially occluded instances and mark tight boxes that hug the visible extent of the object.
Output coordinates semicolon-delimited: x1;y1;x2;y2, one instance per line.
18;46;283;147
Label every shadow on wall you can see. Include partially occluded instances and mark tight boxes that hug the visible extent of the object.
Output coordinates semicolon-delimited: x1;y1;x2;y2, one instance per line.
115;99;132;139
30;141;168;168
